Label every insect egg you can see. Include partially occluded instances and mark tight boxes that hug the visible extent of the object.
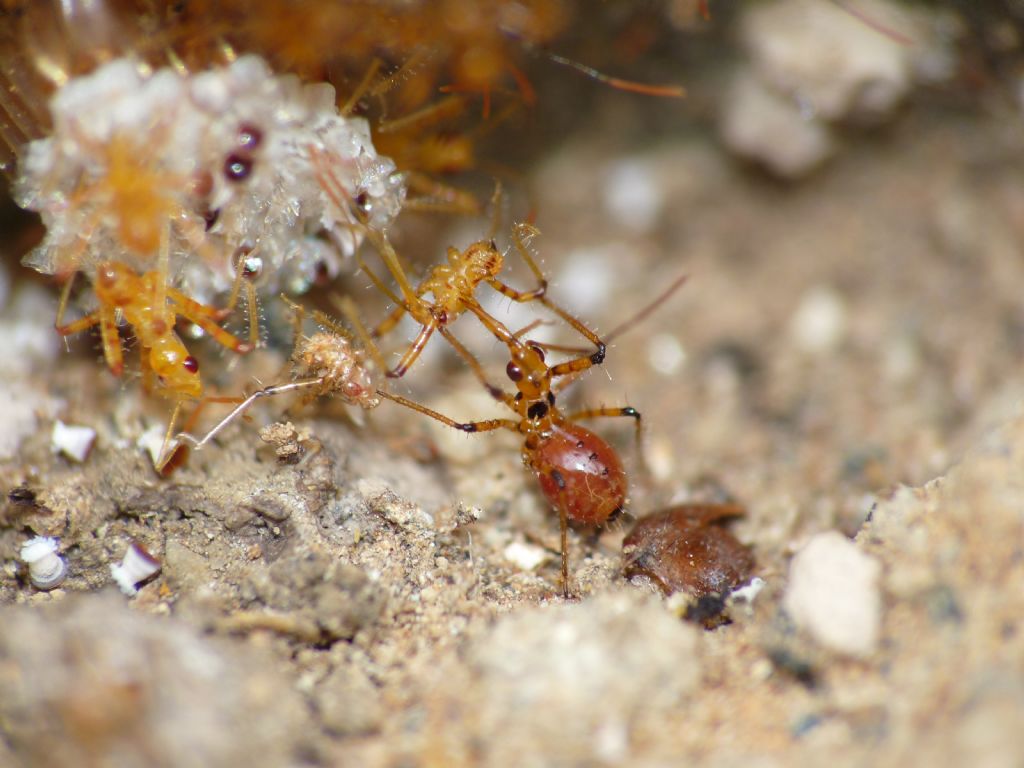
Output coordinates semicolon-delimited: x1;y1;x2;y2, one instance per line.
15;54;406;305
236;124;263;151
224;153;253;182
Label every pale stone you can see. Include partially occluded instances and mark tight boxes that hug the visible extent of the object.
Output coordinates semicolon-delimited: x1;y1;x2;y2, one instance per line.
784;531;882;657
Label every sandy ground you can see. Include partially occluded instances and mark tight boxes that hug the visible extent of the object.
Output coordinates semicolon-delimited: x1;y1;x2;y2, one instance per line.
3;4;1024;766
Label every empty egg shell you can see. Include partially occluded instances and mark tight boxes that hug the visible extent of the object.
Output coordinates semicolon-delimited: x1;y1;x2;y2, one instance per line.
623;504;755;597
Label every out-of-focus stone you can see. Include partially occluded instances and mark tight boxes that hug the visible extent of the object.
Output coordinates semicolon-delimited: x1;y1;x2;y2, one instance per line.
0;593;306;768
722;0;952;177
720;71;835;179
741;0;931;123
418;591;700;766
783;531;882;657
789;286;849;353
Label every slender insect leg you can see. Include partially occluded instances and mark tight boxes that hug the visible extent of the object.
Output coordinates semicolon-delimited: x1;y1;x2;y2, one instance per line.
220;246;262;348
363;228;420;308
156;400;186;474
55;309;101;336
438;326;514;406
377;390;518;434
401;174;482;216
340;58;383;116
386;322;437;379
510;222;606;361
560;503;571;599
568;405;646;476
174;379;325;453
167;287;252;353
357;250;406;310
98;306;124;377
54;271;80;331
371;301;407;339
377;93;463;134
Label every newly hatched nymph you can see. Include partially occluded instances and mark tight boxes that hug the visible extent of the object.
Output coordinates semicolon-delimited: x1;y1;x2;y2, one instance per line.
380;287;633;597
380;267;690;595
315;161;604;381
359;222;607;379
57;260;254;400
57;254;254;474
169;296;381;460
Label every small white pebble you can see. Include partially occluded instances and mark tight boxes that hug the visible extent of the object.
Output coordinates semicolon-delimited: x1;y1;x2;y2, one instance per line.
646;332;686;376
51;420;97;462
503;541;549;571
594;718;630;762
20;536;67;591
783;531;881;657
110;540;162;596
882;335;921;384
789;286;848;353
750;658;774;682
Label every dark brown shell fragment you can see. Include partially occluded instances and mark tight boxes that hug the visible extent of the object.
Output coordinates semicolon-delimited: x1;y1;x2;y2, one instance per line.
623;504;755;597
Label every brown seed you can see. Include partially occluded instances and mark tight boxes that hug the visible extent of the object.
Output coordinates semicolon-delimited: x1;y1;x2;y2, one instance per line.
622;504;755;597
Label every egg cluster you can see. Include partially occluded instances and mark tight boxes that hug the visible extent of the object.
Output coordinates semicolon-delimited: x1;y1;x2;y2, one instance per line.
15;54;405;298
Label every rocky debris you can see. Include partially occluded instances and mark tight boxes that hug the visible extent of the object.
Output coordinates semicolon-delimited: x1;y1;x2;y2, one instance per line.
50;420;97;463
240;549;388;643
789;286;849;355
259;421;316;463
314;664;384;738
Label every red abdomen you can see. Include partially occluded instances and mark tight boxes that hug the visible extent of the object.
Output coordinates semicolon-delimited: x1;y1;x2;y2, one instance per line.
529;422;626;526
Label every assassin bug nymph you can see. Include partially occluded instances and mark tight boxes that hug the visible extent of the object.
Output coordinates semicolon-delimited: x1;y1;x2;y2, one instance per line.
377;268;689;596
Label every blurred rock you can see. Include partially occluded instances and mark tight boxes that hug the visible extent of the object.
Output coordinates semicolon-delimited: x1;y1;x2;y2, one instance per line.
722;0;952;177
783;531;881;657
315;665;383;737
0;381;62;461
0;593;307;768
418;591;699;767
789;286;849;353
742;0;922;122
720;70;835;178
242;549;388;642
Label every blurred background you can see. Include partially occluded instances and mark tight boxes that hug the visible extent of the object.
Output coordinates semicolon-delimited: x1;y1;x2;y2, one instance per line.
3;2;1024;765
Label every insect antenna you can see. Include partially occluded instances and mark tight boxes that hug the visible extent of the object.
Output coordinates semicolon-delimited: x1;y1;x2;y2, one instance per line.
603;271;690;343
541;51;685;99
527;272;689;362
